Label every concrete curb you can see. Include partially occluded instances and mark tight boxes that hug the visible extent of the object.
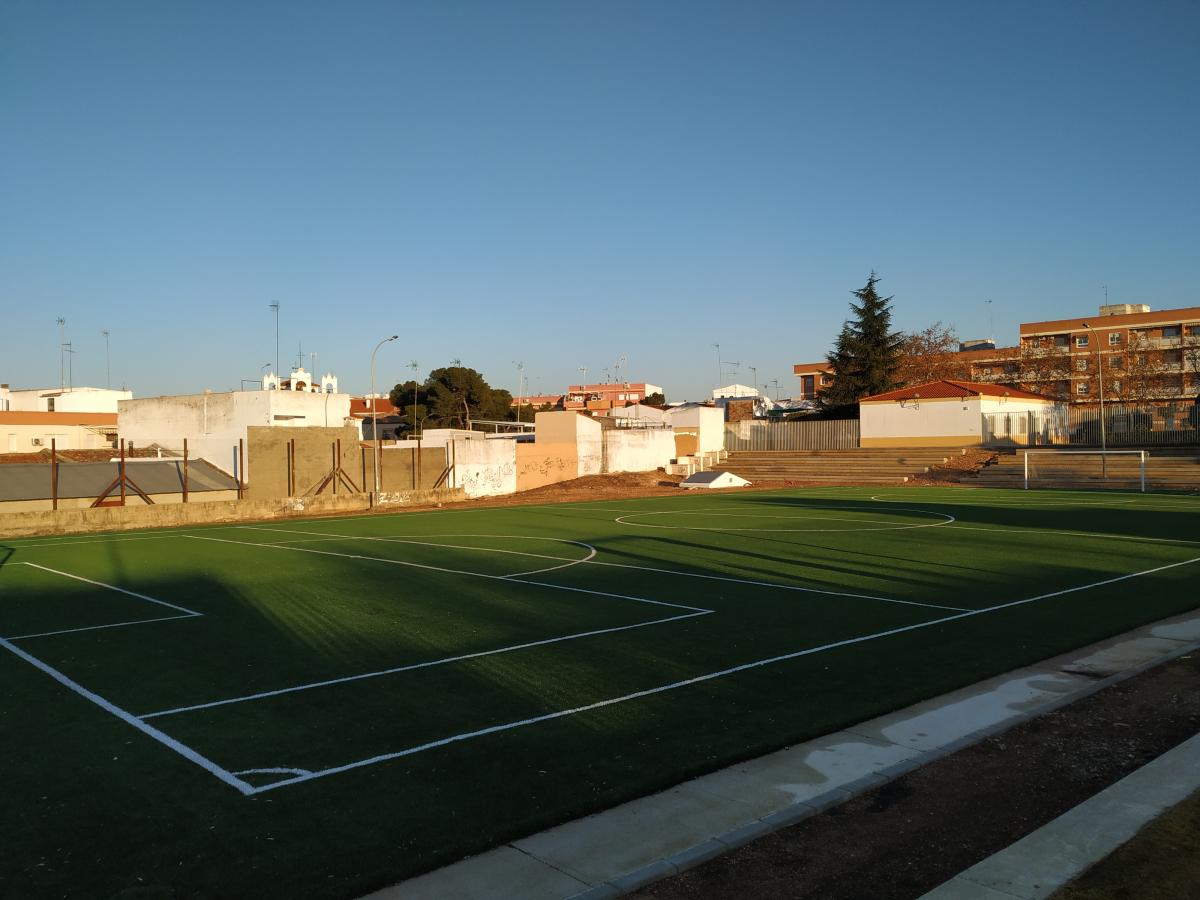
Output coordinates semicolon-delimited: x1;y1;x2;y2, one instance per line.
919;731;1200;899
362;611;1200;900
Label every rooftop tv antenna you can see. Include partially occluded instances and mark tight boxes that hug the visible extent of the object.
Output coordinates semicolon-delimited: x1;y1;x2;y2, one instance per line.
56;317;66;390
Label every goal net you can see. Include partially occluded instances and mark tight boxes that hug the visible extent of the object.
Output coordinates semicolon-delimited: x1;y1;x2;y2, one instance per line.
1023;450;1147;491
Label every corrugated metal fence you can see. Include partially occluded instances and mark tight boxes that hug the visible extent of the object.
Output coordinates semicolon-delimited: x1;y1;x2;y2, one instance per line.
724;419;860;451
984;402;1200;447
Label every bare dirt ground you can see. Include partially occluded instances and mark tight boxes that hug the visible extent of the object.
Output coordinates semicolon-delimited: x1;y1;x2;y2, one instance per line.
633;651;1200;900
909;447;999;484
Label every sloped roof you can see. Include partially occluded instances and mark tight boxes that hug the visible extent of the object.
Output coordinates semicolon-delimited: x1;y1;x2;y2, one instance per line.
0;459;237;502
861;381;1057;403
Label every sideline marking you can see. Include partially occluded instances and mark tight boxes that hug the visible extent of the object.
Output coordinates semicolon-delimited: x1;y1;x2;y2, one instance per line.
185;533;707;613
0;635;253;795
242;553;1200;794
243;527;959;611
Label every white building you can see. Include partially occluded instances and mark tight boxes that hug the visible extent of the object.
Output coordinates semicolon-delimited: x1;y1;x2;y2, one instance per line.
2;385;133;413
859;380;1063;448
712;383;759;400
118;367;354;479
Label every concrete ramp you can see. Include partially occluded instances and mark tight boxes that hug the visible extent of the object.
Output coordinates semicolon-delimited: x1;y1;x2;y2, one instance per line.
680;471;751;490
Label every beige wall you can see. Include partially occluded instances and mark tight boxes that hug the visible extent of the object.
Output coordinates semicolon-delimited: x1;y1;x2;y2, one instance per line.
0;488;465;539
245;425;363;499
2;422;114;453
860;434;983;448
0;489;239;513
515;441;577;491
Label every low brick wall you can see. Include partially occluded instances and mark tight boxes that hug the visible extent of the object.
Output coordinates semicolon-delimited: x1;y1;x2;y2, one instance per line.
0;488;465;539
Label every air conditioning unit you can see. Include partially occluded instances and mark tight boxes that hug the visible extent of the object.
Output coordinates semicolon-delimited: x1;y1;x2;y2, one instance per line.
31;438;43;446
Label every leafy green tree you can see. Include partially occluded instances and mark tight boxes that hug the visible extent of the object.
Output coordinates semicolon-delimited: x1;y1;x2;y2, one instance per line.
423;366;513;427
642;391;667;407
820;273;904;415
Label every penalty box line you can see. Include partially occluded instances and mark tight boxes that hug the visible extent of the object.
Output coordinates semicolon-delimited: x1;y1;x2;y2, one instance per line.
245;553;1200;795
3;562;203;641
239;525;965;613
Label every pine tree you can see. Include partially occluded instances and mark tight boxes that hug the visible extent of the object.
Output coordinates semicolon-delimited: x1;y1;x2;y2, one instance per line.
820;273;904;415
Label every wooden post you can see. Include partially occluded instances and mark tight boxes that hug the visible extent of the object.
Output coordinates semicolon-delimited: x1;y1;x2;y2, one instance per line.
50;438;58;510
183;438;189;503
378;438;384;492
332;442;338;495
285;439;292;497
119;439;127;506
411;446;416;490
238;438;245;500
360;447;367;494
417;437;422;489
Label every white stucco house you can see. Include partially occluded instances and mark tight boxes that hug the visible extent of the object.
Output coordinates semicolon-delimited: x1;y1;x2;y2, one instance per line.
859;381;1064;448
118;368;355;479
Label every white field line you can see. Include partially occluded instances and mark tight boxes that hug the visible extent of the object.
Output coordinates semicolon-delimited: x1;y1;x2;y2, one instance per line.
615;505;955;533
139;610;712;720
0;534;181;550
244;553;1200;794
234;766;312;776
0;635;254;795
244;526;966;613
184;534;707;613
19;562;203;616
249;526;598;579
941;525;1200;546
6;613;200;641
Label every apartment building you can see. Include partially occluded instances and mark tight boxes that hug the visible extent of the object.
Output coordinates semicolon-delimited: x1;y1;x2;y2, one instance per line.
792;362;833;401
564;382;662;413
967;304;1200;406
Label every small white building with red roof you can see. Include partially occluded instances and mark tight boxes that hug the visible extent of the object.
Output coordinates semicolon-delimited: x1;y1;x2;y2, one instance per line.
859;380;1063;448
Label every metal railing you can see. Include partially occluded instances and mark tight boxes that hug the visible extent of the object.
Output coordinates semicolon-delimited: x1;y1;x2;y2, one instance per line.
984;402;1200;447
724;419;859;451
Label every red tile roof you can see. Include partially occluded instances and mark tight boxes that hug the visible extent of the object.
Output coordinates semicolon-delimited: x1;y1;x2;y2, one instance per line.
861;380;1057;403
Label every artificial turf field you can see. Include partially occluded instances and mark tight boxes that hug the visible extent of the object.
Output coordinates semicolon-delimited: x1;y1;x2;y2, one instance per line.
2;486;1199;898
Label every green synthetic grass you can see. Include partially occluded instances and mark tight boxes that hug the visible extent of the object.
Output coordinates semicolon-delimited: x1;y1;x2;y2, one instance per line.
2;486;1198;899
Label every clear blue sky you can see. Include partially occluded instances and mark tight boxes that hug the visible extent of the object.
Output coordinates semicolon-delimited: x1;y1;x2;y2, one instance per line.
2;1;1197;401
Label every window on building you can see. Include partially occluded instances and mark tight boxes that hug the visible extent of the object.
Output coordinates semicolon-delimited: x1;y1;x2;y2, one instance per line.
1187;325;1199;336
1111;356;1125;369
629;393;639;401
1163;326;1181;338
1053;335;1070;347
1075;335;1089;347
46;398;55;411
821;376;832;385
1111;380;1122;393
1077;383;1090;395
1076;358;1088;371
1108;333;1122;345
982;367;993;376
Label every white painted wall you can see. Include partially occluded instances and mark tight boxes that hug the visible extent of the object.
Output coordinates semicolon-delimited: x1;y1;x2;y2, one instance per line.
603;428;676;473
119;390;354;479
8;387;133;413
575;413;603;476
667;405;726;453
609;403;667;423
861;396;983;443
448;437;517;497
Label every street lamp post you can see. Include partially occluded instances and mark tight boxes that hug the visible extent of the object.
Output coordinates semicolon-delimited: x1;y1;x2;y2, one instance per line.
370;335;399;493
1081;322;1107;478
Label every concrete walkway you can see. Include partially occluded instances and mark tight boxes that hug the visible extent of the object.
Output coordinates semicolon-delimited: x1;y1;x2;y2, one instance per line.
363;612;1200;900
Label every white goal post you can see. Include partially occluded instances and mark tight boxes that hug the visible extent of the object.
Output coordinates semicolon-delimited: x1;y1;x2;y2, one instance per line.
1023;450;1148;492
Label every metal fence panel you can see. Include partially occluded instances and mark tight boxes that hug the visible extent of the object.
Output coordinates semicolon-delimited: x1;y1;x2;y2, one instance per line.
724;419;860;451
984;402;1199;448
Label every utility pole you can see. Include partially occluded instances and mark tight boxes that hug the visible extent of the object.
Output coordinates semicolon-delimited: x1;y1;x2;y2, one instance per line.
712;343;722;389
269;301;280;374
749;365;758;396
64;342;75;391
408;360;419;434
101;329;111;389
770;378;780;400
56;318;66;391
985;299;994;341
